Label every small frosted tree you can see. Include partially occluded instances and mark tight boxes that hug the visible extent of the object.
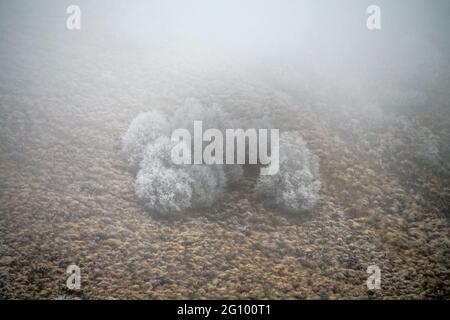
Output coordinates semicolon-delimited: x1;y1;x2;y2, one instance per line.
121;110;170;168
136;166;193;214
187;164;227;208
136;136;228;215
256;132;321;213
136;137;193;214
172;98;244;183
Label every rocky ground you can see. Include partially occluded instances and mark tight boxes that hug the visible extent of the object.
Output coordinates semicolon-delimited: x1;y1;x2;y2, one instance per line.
0;16;449;300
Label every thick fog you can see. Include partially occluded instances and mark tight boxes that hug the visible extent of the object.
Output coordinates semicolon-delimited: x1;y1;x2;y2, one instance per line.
1;0;450;300
1;0;449;107
1;0;449;164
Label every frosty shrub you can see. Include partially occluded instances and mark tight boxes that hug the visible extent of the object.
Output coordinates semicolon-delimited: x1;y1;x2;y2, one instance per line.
187;164;227;208
136;136;228;215
136;166;193;214
172;98;244;183
136;137;193;213
121;110;170;168
256;132;321;214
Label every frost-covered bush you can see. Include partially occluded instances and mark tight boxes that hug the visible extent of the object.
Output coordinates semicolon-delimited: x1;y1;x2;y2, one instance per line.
172;98;244;183
122;101;237;215
187;164;227;208
136;166;194;214
121;110;170;167
135;136;228;215
123;99;322;216
135;137;192;213
256;132;321;214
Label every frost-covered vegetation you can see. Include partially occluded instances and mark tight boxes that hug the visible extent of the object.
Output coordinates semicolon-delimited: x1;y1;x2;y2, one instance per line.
256;132;321;213
121;111;170;168
135;136;228;214
122;99;321;215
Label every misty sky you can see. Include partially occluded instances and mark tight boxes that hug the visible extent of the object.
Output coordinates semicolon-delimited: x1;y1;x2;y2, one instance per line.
0;0;449;115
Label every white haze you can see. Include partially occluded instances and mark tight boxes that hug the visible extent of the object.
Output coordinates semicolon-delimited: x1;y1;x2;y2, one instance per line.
0;0;449;150
1;0;449;111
